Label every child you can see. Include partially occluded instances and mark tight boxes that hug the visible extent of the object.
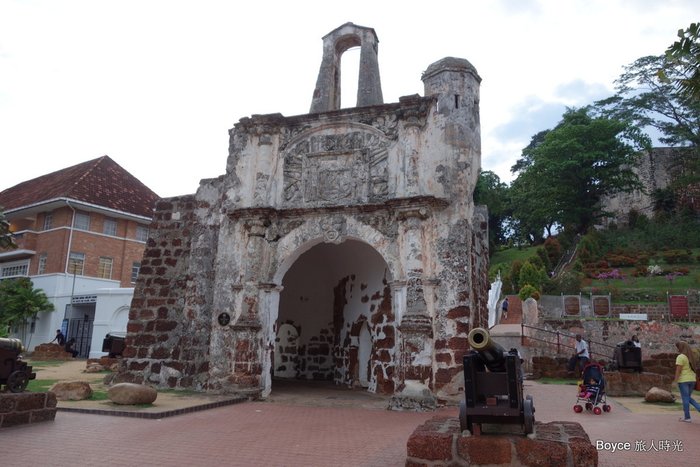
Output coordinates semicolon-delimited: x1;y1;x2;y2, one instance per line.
579;377;600;400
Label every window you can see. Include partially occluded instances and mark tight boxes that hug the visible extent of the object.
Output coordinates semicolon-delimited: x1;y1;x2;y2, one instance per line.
1;260;29;278
103;217;117;236
131;262;141;283
135;225;149;242
38;253;48;274
43;212;53;230
74;211;90;231
68;252;85;275
98;257;113;279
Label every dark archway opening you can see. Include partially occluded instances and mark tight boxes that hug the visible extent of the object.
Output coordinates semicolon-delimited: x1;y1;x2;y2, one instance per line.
273;239;395;394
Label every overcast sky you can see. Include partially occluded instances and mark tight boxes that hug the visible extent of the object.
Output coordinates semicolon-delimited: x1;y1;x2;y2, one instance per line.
0;0;697;198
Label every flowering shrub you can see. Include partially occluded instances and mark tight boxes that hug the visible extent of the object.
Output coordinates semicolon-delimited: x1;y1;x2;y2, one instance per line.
596;269;625;281
647;264;663;276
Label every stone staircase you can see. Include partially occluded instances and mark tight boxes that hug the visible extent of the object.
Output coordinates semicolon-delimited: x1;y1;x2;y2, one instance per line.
497;295;522;325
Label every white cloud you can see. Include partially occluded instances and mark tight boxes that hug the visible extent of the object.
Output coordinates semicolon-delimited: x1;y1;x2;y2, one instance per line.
0;0;696;197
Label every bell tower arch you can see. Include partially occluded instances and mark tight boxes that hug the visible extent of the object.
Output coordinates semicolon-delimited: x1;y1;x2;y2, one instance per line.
310;22;383;113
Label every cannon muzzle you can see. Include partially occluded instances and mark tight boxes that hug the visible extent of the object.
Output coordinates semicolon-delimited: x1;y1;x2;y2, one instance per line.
0;337;25;353
467;327;509;372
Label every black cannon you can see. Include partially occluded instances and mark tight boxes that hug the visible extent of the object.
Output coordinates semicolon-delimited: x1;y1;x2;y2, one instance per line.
0;338;36;393
102;333;125;358
612;340;642;372
459;327;535;435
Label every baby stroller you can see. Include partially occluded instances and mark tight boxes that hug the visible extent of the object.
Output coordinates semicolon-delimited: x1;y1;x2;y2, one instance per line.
573;362;611;415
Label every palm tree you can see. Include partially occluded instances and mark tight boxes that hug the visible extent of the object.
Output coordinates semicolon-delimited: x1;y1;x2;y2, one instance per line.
0;277;55;339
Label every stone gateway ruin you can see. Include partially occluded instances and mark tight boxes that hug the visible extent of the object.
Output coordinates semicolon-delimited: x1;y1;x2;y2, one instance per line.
117;23;489;407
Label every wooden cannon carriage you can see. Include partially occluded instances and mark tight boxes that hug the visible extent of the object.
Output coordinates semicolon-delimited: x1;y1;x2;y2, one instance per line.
459;327;535;435
0;338;36;393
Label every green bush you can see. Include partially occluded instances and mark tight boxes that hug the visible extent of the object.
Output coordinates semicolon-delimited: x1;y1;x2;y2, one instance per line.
661;249;692;264
519;284;539;301
550;271;584;294
544;236;562;266
604;253;637;267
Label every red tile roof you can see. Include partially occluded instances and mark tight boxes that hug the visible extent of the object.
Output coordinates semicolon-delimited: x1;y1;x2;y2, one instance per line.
0;156;160;218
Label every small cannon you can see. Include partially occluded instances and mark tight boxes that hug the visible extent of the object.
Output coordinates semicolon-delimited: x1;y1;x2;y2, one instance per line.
459;327;535;435
0;338;36;393
612;340;643;372
102;333;125;358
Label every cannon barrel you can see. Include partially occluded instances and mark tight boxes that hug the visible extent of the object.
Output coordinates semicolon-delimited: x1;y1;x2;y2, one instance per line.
467;327;509;372
0;337;25;353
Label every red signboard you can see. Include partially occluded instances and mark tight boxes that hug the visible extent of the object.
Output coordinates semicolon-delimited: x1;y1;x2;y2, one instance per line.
669;295;689;319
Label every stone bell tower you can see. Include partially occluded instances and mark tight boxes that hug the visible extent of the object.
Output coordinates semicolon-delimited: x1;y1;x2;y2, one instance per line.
310;23;383;113
116;23;489;408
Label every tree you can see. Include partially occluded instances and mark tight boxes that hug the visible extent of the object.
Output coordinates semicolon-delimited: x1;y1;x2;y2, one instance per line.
595;25;700;200
473;170;510;250
0;278;55;337
662;23;700;104
511;108;647;235
1;208;15;249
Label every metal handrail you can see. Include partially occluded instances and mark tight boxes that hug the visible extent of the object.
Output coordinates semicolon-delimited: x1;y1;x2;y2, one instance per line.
520;322;617;361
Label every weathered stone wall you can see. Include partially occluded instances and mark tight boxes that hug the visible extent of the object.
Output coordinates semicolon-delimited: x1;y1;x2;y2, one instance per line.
539;294;700;322
0;392;57;428
117;25;487;403
406;417;597;466
526;319;700;361
30;343;74;360
117;196;214;390
600;147;695;226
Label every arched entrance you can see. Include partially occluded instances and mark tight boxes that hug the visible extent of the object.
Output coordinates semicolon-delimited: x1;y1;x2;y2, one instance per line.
272;239;395;394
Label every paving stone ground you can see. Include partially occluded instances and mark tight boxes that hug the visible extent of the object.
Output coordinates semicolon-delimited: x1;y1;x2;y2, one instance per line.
2;380;699;466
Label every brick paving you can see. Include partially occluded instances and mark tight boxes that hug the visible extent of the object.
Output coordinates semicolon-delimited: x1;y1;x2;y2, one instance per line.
1;382;698;466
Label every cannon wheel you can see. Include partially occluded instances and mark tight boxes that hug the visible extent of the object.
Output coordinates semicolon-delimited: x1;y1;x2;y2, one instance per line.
7;370;29;393
523;395;535;434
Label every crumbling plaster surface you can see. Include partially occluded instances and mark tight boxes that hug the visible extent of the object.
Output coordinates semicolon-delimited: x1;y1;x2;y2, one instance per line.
117;25;488;405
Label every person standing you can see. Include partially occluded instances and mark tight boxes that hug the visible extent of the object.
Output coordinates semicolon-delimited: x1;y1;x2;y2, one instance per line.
501;297;509;321
674;341;700;423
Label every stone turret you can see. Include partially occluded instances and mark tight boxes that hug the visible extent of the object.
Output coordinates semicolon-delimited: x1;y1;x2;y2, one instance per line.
310;22;383;113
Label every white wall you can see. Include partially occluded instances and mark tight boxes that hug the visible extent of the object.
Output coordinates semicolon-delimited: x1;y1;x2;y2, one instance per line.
13;273;133;358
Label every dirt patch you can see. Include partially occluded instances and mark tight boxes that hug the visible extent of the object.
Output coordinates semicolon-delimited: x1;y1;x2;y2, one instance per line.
30;359;104;383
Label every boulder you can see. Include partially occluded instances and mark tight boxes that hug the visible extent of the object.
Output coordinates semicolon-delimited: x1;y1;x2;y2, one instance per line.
645;386;675;403
49;381;93;401
107;383;157;405
85;363;105;373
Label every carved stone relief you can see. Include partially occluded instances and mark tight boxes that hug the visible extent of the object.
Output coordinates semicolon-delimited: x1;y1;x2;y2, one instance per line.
283;130;389;206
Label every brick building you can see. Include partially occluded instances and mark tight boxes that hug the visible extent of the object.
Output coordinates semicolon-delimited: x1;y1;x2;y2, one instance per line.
0;156;159;357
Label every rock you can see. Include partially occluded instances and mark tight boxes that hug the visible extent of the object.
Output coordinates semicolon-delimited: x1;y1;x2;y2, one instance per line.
645;386;675;403
85;363;105;373
108;383;157;405
49;381;93;401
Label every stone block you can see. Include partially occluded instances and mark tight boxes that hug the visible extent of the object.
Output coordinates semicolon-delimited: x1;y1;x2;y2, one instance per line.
107;382;158;405
645;386;675;403
15;392;47;411
457;436;512;464
406;418;597;466
49;381;93;401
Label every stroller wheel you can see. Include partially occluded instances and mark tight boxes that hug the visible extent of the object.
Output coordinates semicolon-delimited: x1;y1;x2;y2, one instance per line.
573;405;583;413
593;407;602;415
585;402;593;411
603;405;611;412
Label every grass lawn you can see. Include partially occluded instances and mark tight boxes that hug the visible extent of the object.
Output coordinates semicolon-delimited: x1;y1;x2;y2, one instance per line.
25;360;68;368
490;246;539;277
